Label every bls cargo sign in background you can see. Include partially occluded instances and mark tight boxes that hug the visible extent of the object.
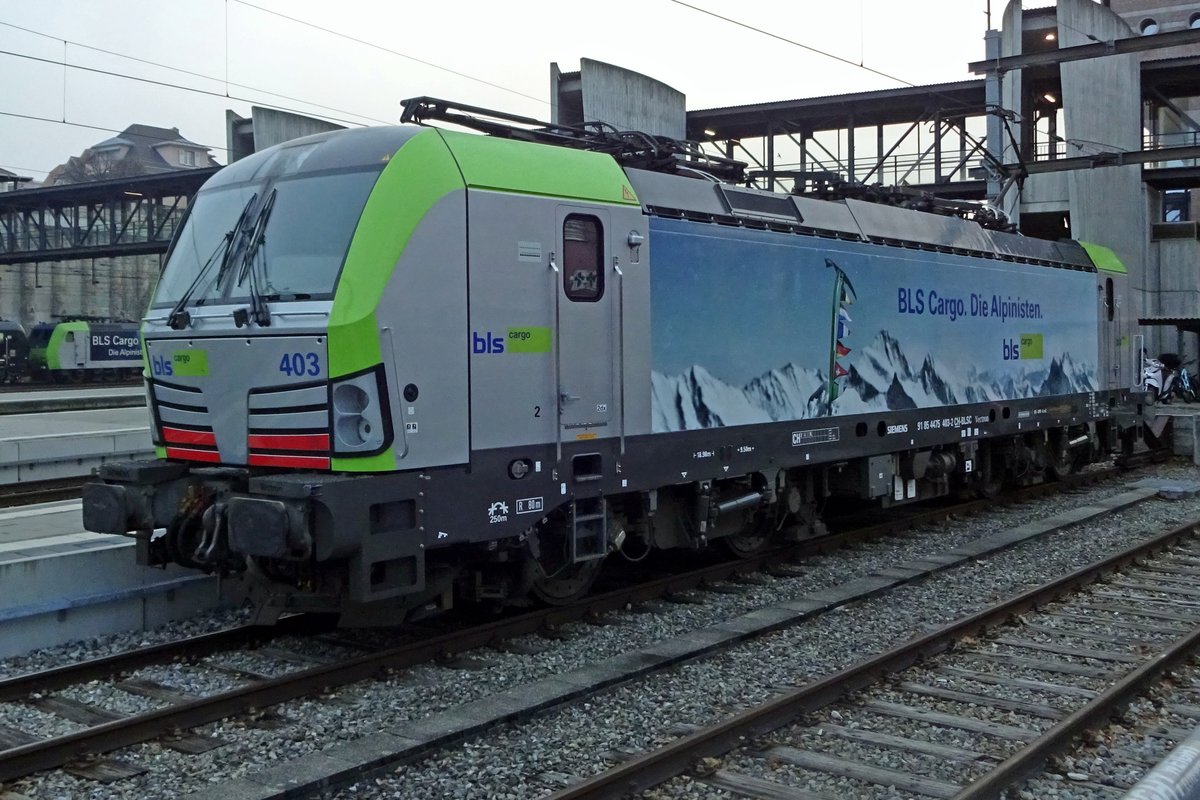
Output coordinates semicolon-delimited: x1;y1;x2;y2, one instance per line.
88;324;141;362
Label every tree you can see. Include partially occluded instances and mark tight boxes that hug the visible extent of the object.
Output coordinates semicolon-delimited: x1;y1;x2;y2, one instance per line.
53;148;146;185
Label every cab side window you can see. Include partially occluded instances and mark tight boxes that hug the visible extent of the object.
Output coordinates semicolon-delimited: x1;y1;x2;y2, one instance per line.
563;215;603;302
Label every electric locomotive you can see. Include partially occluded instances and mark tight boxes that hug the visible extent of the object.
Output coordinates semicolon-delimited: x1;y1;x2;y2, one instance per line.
82;99;1141;624
0;319;143;383
0;320;28;383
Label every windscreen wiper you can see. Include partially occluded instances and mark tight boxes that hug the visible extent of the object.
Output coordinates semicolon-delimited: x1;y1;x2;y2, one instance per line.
235;188;277;328
167;192;258;330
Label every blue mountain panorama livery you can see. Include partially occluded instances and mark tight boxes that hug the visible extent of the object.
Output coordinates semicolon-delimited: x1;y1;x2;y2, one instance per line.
82;99;1144;625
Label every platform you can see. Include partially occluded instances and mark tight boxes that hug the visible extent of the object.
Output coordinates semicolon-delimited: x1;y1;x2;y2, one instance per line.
1146;401;1200;465
0;385;145;415
0;407;153;484
0;500;243;659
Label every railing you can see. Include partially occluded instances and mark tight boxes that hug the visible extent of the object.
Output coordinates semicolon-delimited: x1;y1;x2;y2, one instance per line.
762;149;987;193
1144;130;1200;169
1032;140;1070;161
0;167;215;265
0;200;187;257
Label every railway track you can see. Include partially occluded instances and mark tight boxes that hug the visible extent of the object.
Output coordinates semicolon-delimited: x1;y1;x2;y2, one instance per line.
0;381;141;393
547;518;1200;800
0;464;1173;796
0;477;88;509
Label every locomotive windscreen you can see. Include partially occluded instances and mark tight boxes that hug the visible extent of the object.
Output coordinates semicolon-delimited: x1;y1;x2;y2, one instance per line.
153;167;381;307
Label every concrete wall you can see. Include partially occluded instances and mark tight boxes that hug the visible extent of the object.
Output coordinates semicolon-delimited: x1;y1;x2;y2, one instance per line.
227;107;345;163
0;255;160;330
1020;170;1070;211
998;1;1026;222
1059;4;1145;250
1057;0;1151;349
577;58;686;139
1153;237;1200;315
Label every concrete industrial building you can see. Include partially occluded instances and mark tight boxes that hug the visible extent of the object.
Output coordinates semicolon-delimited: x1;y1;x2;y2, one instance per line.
983;0;1200;359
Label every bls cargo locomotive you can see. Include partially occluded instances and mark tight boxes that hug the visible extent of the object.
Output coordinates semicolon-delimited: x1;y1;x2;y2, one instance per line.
0;319;142;383
82;98;1140;624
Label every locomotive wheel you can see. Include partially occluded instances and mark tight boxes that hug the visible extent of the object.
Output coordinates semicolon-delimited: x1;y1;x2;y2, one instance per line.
973;447;1005;498
528;508;606;605
719;514;773;558
1045;431;1076;480
531;559;602;605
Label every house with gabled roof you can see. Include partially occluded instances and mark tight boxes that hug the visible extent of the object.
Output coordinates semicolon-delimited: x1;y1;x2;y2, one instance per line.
46;124;220;185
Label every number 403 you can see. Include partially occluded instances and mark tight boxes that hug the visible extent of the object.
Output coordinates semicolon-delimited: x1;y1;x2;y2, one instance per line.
279;352;320;377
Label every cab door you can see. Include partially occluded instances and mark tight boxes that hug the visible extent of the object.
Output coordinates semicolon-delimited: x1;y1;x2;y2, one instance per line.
1100;274;1122;390
554;207;615;443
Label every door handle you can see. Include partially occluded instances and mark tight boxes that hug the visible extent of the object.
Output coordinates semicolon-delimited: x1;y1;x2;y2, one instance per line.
559;391;580;403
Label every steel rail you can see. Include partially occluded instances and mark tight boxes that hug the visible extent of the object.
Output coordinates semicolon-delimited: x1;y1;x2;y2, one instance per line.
953;623;1200;799
545;518;1200;800
0;618;319;703
0;543;804;783
0;461;1161;783
0;478;87;508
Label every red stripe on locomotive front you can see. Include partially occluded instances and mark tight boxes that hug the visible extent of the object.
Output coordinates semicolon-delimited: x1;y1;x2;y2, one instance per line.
162;427;217;446
166;446;221;463
247;432;330;452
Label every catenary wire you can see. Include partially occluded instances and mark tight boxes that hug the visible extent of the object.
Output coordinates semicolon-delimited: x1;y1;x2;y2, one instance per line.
0;163;50;176
231;0;548;107
0;109;229;154
0;20;392;126
669;1;1143;178
0;48;375;132
668;0;920;88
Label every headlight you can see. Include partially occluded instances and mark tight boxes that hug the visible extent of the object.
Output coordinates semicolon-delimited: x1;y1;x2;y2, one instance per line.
329;365;392;455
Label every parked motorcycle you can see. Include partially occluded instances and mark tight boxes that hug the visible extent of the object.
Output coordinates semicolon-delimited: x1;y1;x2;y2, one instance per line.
1143;351;1176;403
1143;351;1195;403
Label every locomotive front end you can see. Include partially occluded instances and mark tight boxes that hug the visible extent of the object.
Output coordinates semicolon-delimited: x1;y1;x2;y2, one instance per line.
82;126;457;620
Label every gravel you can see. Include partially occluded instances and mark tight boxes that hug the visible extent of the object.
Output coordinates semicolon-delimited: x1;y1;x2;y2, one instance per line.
0;607;252;681
4;461;1200;799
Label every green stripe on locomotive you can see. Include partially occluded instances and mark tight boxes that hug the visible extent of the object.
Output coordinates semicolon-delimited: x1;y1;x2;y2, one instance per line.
326;128;638;472
1079;241;1127;274
29;321;91;371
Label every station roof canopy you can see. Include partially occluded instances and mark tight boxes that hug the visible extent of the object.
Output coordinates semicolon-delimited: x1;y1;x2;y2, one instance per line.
1139;316;1200;334
685;80;986;141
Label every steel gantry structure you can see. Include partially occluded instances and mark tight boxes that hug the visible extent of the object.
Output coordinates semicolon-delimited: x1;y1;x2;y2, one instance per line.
686;81;991;200
0;167;217;266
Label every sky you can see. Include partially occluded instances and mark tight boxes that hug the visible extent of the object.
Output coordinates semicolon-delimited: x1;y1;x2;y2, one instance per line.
0;1;997;180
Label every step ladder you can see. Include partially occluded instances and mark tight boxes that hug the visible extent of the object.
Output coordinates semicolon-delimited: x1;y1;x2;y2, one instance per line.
570;497;607;562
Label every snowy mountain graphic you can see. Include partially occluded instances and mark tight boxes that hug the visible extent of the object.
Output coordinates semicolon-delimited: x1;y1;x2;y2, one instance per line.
651;329;1096;433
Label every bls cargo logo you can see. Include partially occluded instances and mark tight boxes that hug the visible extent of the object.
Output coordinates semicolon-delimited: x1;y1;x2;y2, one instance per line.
1003;333;1044;361
151;350;209;377
151;355;173;376
471;327;551;354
